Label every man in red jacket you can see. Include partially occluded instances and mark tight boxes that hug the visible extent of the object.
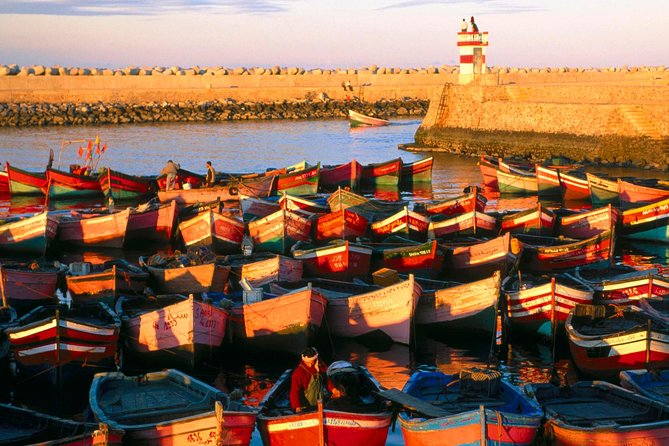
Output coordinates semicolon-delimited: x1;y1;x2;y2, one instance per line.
290;347;332;412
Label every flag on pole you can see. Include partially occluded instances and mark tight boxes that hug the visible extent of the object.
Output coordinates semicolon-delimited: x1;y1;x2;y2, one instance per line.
78;146;83;157
101;143;107;153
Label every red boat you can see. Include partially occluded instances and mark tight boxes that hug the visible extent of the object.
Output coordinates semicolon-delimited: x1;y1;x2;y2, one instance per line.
56;208;131;248
619;178;669;208
45;167;103;198
500;203;556;236
293;240;373;281
401;157;433;184
0;168;8;193
158;174;277;205
535;164;562;197
574;266;669;305
5;162;47;195
225;253;303;291
156;167;204;190
316;209;368;242
1;262;65;315
240;195;281;221
126;199;178;242
428;209;498;239
179;209;245;254
99;167;155;201
559;169;590;201
566;304;669;379
276;162;320;196
372;240;444;279
319;159;363;191
424;186;487;217
478;155;499;189
361;158;403;186
65;261;149;306
557;204;618;239
258;365;392;446
140;256;231;294
248;209;313;255
278;193;329;214
442;233;519;281
370;206;430;241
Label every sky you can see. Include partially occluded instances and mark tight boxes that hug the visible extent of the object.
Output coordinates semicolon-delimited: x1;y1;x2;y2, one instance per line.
0;0;667;70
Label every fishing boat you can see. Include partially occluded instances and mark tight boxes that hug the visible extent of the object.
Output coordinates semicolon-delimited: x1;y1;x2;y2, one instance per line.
586;172;620;206
65;260;149;306
370;206;430;241
556;204;618;239
566;304;669;378
414;271;501;336
257;365;392;446
427;209;498;239
327;187;405;220
140;254;230;294
620;196;669;243
0;403;123;446
372;239;444;279
158;173;277;204
224;253;303;291
293;240;373;281
45;167;103;198
89;368;257;446
401;157;433;184
248;208;313;255
559;169;590;201
319;159;363;191
618;178;669;208
240;194;281;221
278;193;329;214
441;233;519;282
496;169;538;195
620;369;669;403
316;208;369;242
574;265;669;304
525;381;669;445
56;208;131;249
5;162;47;195
639;297;669;324
5;303;121;387
229;284;327;355
348;109;389;127
116;294;229;368
178;209;245;254
99;167;155;201
423;186;487;217
276;162;320;196
0;262;65;316
0;211;59;255
156;167;204;191
499;203;556;236
503;273;594;338
393;369;542;446
361;158;403;186
535;164;562;197
0;168;8;194
126;199;178;242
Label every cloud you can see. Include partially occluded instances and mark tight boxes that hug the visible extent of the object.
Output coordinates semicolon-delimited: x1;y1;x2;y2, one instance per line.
0;0;293;16
377;0;544;14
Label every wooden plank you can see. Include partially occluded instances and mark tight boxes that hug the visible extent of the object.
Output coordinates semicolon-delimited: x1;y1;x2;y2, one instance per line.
377;388;451;418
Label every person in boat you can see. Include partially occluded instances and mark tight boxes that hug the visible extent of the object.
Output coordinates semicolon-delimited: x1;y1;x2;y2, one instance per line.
324;361;364;412
205;161;216;187
290;347;332;413
160;159;178;190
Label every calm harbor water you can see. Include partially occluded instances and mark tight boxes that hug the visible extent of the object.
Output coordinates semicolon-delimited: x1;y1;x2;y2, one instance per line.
1;117;668;445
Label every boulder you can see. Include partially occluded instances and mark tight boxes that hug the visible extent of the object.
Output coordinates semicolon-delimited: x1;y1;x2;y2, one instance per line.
233;67;247;75
0;66;10;76
32;65;45;76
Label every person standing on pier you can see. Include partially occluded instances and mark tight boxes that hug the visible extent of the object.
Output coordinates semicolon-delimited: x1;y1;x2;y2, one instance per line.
205;161;216;187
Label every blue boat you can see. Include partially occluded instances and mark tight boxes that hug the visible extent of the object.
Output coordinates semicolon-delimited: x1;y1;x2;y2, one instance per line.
620;369;669;403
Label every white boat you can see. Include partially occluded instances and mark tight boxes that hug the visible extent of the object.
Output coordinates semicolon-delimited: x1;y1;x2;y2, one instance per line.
348;110;389;127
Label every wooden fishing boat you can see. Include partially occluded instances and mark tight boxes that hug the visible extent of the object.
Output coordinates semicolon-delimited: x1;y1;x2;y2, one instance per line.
158;173;277;204
535;164;562;197
620;369;669;403
126;199;178;242
516;228;615;272
319;159;363;191
372;240;444;279
401;157;433;184
361;158;403;186
0;168;8;194
116;294;228;368
441;233;519;282
0;403;123;446
5;303;120;387
478;155;499;189
556;204;618;239
56;208;131;248
0;211;58;255
586;172;620;206
140;256;230;294
276;162;320;196
0;262;65;315
224;253;303;291
179;209;245;254
639;297;669;324
99;167;155;201
496;169;538;195
620;196;669;242
293;240;373;281
500;202;556;236
566;304;669;378
316;208;369;242
428;209;498;239
320;274;420;345
525;381;669;445
415;271;501;336
498;158;536;176
503;273;594;338
619;178;669;208
327;187;405;220
229;284;327;355
248;209;313;255
395;369;542;446
156;167;204;191
45;167;103;198
559;169;590;201
65;260;149;306
574;266;669;304
370;206;430;241
278;193;329;214
348;109;389;127
5;162;47;195
89;368;257;446
423;186;487;217
258;365;392;446
240;194;281;221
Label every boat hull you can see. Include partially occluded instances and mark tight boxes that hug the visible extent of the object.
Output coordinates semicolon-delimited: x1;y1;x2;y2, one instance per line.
0;212;58;255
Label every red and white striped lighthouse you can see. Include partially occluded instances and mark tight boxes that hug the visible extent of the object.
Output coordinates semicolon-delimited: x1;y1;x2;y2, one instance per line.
458;27;488;84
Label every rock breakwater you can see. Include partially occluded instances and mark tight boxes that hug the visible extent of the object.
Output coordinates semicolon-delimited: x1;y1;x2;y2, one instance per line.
0;98;428;127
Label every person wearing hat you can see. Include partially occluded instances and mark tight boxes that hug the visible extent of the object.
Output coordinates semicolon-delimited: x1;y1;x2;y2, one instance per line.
470;16;479;32
290;347;331;413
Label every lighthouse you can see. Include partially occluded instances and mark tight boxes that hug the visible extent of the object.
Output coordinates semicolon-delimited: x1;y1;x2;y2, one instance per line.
458;27;488;84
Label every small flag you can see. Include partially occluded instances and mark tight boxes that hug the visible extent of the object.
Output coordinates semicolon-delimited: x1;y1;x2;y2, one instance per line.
95;145;101;155
101;143;107;153
95;135;100;145
78;146;83;157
